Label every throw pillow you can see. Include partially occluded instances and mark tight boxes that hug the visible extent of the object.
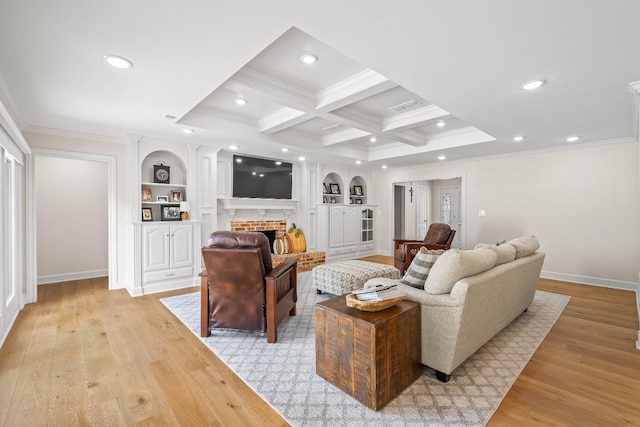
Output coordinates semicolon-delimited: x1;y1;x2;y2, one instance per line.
508;235;540;258
474;242;516;265
399;247;445;289
424;248;497;295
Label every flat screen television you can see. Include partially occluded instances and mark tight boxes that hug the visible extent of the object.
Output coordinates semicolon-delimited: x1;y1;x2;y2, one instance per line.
232;155;293;199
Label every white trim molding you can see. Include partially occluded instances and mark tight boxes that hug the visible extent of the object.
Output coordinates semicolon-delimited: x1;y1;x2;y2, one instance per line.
37;269;109;285
541;270;637;292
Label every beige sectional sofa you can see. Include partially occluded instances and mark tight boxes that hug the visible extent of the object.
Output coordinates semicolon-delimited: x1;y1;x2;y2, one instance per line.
368;236;544;382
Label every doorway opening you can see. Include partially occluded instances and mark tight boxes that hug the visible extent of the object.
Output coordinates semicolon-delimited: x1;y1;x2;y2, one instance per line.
393;177;463;249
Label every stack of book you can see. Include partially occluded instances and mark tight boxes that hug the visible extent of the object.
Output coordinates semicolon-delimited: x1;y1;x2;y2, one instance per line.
351;284;404;302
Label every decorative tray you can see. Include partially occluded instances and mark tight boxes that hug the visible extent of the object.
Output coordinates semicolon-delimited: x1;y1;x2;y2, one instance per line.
345;294;403;312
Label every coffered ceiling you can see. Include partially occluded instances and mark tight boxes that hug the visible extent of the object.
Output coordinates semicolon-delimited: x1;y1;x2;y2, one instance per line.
0;1;639;168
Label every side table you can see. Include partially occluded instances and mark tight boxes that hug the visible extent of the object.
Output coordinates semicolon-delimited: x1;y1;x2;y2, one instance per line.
315;295;421;410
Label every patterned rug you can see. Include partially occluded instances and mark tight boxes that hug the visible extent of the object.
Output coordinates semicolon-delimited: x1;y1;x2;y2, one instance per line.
161;272;569;426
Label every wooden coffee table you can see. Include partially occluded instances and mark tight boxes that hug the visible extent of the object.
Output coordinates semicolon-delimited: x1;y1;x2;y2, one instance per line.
315;295;421;411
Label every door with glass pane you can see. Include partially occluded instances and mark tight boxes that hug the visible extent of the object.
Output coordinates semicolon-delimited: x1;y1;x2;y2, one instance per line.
439;186;461;248
361;208;374;244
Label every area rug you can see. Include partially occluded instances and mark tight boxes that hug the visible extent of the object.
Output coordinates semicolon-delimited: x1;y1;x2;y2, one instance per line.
161;272;569;426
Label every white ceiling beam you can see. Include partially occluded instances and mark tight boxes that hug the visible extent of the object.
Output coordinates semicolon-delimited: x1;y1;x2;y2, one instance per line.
392;130;427;147
259;107;308;134
382;105;449;131
323;128;370;146
228;67;316;111
316;69;397;111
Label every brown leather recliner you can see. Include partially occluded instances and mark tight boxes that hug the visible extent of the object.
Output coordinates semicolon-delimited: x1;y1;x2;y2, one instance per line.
393;223;456;274
200;231;297;343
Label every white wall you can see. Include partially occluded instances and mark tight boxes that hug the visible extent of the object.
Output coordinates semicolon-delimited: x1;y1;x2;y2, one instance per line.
35;156;107;282
371;140;640;289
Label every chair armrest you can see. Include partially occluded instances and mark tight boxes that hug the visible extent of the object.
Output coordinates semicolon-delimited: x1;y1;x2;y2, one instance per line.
393;239;423;250
266;256;298;279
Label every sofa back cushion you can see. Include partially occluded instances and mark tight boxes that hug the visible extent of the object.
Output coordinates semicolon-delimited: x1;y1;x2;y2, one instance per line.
399;247;445;289
424;248;498;295
474;242;516;265
508;235;540;259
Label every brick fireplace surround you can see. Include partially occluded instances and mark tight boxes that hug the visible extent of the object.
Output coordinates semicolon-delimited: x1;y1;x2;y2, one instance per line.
230;220;325;272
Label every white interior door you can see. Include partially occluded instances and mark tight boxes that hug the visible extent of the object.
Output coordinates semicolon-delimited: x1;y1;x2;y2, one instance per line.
439;185;462;248
1;152;21;334
416;185;428;239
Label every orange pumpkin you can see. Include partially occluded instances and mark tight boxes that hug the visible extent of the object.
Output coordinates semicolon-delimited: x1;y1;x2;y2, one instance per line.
287;223;306;253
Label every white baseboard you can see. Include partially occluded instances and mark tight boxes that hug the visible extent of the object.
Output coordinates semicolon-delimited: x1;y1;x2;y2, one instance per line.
539;270;637;291
126;278;199;297
37;269;108;285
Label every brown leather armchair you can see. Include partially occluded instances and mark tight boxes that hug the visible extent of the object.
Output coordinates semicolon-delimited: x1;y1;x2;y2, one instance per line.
200;231;297;343
393;223;456;273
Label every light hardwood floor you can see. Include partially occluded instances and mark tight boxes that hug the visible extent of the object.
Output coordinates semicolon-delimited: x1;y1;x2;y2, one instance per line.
1;256;639;426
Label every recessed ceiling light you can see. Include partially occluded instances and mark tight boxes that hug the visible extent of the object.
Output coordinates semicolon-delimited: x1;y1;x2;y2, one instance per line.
235;97;248;105
259;174;264;177
370;137;377;143
513;135;525;142
281;148;289;152
103;54;133;69
566;135;580;142
436;120;446;127
382;165;388;169
520;80;546;90
438;155;447;161
298;156;306;161
183;129;193;134
229;145;239;150
355;160;362;165
300;53;318;64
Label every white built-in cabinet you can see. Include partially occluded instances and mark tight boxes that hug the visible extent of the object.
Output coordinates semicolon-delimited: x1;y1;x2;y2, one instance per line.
316;169;375;261
318;204;376;261
142;224;193;283
132;139;201;296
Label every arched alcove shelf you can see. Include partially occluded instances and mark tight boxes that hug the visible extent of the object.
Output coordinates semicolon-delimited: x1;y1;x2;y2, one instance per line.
322;172;345;204
140;150;188;222
349;175;367;204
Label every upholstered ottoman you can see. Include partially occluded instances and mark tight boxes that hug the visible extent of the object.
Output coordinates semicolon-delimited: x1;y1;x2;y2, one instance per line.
313;260;401;295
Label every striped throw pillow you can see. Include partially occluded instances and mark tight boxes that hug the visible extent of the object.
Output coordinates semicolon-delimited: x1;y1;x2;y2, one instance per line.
400;247;445;289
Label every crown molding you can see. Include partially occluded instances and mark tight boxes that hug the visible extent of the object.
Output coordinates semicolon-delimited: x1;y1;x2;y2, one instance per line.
382;104;449;132
323;128;370;146
259;107;307;134
231;67;315;111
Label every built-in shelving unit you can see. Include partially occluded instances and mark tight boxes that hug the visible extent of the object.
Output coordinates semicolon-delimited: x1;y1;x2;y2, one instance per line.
322;172;345;204
348;175;367;205
140;151;187;222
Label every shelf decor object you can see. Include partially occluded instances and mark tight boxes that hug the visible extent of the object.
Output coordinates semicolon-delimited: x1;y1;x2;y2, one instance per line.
161;205;181;221
154;163;170;184
180;201;191;221
141;208;153;222
142;188;152;202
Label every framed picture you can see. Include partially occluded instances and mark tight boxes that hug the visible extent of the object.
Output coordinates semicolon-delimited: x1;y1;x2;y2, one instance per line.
355;198;363;204
157;195;169;203
323;196;328;203
330;197;336;203
171;190;182;202
330;183;340;194
353;185;363;196
161;205;181;221
141;208;153;221
323;183;329;194
141;188;152;202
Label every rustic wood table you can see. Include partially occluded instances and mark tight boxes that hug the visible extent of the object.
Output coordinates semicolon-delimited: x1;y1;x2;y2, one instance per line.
314;295;421;411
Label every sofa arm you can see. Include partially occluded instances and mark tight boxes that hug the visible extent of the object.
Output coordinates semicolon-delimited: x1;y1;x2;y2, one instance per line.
266;256;298;279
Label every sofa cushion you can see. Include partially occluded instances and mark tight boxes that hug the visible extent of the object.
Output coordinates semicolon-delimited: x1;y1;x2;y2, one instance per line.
508;235;540;258
424;248;498;295
399;247;445;289
474;242;516;265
